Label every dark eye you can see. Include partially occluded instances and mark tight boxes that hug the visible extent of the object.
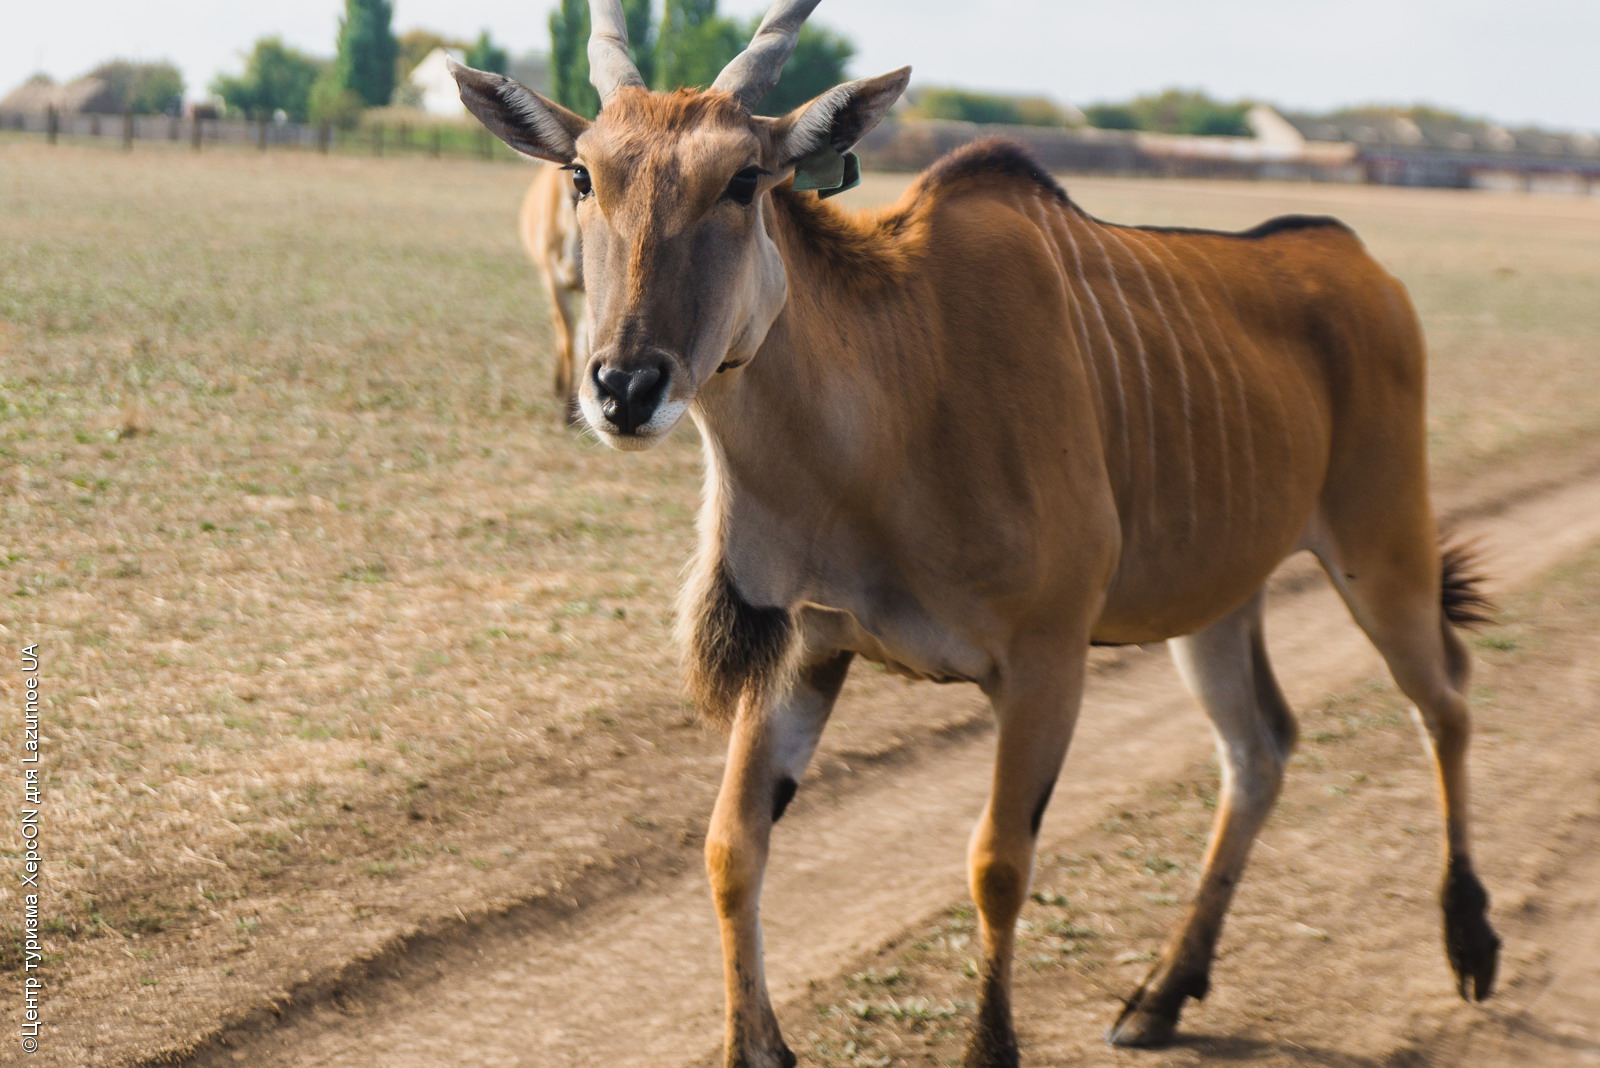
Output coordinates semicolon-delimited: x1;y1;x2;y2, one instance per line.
567;165;592;199
723;166;766;206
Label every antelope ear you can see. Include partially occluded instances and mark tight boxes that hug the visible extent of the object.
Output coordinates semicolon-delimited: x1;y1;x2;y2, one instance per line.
769;67;911;170
450;58;589;164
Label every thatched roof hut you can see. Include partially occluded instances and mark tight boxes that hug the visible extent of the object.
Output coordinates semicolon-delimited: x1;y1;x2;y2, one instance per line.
0;74;117;115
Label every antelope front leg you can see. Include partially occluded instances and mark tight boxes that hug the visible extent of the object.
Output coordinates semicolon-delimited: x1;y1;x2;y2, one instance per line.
705;654;852;1068
965;643;1087;1067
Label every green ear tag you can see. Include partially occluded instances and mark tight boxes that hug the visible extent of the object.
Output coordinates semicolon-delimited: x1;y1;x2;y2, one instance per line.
792;147;861;199
817;151;861;199
792;145;845;192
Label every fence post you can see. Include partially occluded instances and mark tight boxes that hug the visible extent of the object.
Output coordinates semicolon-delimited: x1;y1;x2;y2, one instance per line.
169;114;180;141
318;123;331;154
257;116;268;151
122;107;134;151
191;116;203;151
46;105;58;145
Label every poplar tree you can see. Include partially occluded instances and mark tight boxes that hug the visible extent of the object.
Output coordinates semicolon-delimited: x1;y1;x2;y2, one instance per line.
654;0;740;91
212;40;323;122
549;0;654;119
464;31;510;76
549;1;850;118
548;0;600;118
333;0;399;107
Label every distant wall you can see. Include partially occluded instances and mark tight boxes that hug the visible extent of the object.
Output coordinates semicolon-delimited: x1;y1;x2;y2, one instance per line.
858;119;1144;174
856;119;1364;183
1363;148;1600;193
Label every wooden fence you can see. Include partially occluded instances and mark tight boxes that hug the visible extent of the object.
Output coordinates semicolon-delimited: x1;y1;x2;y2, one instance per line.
0;106;517;161
7;106;1592;194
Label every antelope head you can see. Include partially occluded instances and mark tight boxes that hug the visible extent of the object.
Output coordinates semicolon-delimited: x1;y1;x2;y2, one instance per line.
451;0;908;450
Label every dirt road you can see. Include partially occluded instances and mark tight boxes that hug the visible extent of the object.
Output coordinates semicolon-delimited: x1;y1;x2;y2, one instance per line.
170;460;1600;1066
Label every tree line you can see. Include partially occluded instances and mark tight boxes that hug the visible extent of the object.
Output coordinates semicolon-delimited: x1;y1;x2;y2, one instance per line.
25;4;1496;143
205;0;850;127
19;61;184;116
215;0;422;125
1081;89;1253;137
545;0;852;118
899;86;1254;137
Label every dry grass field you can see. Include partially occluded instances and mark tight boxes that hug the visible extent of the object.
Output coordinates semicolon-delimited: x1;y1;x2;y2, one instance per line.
2;140;1599;1065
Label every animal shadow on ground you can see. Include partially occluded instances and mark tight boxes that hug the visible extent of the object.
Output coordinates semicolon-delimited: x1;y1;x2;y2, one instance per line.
1165;1033;1386;1066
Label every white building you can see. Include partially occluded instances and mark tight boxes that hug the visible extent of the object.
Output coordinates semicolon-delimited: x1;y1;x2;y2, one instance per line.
404;48;552;118
408;49;466;117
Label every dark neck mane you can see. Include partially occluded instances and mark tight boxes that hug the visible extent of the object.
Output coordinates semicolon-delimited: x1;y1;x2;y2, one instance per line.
766;183;920;288
763;138;1084;285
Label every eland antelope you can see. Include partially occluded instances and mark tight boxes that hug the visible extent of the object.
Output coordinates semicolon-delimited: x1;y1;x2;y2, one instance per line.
521;162;586;412
451;3;1501;1064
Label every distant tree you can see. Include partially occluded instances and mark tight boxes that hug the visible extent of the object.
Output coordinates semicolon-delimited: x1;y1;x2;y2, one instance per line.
914;87;1071;128
549;0;600;117
332;0;399;107
1190;108;1250;136
624;0;658;89
549;0;654;119
1326;103;1480;125
547;1;845;117
1135;89;1248;136
309;67;365;127
85;60;185;115
464;30;509;76
212;39;324;122
756;22;852;116
397;29;460;75
1082;90;1249;136
1013;96;1076;127
654;0;741;91
1082;103;1138;130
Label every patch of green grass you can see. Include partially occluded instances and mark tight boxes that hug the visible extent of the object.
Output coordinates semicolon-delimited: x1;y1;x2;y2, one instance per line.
339;561;389;583
840;997;967;1023
849;967;906;988
1474;631;1522;653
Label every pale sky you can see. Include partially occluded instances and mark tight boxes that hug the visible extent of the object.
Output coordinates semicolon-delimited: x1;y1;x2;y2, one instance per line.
5;1;1597;132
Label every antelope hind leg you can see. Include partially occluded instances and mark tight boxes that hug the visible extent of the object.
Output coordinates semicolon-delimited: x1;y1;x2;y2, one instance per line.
1109;592;1296;1048
1339;592;1500;999
1316;520;1500;1001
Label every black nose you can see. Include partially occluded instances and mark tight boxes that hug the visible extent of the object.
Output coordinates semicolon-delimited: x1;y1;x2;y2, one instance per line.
593;359;668;433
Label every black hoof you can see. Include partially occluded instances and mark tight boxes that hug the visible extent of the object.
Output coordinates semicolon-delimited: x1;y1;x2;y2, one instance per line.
1106;990;1179;1049
962;1028;1020;1068
726;1046;796;1068
1442;859;1500;1001
1443;861;1500;1001
1106;966;1207;1049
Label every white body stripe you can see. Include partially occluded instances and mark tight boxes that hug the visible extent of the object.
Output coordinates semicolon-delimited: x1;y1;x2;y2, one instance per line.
1104;226;1199;538
1056;210;1132;469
